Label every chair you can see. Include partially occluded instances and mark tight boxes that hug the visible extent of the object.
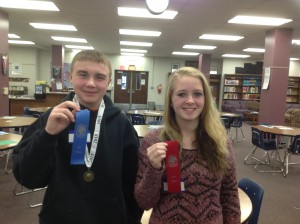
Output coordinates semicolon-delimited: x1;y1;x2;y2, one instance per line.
244;127;284;175
238;178;264;224
147;120;163;125
230;116;245;142
14;183;47;208
221;117;231;134
284;135;300;176
130;114;146;125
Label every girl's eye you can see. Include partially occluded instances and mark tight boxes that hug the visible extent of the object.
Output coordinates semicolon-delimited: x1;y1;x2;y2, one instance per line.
177;92;186;97
194;92;203;97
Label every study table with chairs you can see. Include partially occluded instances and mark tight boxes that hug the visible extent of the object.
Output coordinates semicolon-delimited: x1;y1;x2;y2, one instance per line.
0;116;36;172
126;109;163;125
245;124;300;177
221;112;245;142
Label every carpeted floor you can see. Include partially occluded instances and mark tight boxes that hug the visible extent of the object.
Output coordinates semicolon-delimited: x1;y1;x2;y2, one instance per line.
0;122;300;224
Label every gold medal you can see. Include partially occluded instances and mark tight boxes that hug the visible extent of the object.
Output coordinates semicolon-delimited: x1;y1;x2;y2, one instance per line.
83;170;95;182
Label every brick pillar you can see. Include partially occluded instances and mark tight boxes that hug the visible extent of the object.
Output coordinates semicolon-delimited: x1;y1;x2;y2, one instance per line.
198;54;211;80
0;10;9;116
51;45;64;91
259;28;293;125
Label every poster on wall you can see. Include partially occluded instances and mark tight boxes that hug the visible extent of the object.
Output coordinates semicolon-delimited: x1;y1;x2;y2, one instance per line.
52;66;61;79
11;63;22;76
1;53;9;75
63;63;72;89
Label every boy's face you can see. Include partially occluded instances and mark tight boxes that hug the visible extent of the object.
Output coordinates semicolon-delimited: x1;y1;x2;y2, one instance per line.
70;60;111;109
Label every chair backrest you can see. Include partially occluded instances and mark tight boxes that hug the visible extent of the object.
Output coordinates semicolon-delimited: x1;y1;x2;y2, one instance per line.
251;127;276;151
131;114;146;125
238;178;264;224
221;117;230;129
251;127;262;147
289;135;300;154
23;107;33;116
148;120;163;125
231;116;243;127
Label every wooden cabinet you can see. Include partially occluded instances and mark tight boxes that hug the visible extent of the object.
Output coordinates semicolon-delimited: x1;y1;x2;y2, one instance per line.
223;74;262;100
286;76;300;103
209;74;221;104
9;92;68;115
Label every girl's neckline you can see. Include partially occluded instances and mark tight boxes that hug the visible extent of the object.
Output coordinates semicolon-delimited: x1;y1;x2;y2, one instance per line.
182;148;197;151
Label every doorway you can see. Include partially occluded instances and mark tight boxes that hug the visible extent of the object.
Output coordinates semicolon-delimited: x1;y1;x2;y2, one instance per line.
114;70;148;108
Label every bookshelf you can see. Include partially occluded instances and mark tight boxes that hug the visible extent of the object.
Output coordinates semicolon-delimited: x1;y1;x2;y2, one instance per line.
223;74;261;100
286;76;300;103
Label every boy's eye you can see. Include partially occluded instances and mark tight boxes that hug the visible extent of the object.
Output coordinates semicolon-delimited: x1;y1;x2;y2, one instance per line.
95;75;106;80
78;72;88;77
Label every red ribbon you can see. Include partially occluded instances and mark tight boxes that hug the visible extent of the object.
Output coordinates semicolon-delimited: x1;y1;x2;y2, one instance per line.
165;140;181;192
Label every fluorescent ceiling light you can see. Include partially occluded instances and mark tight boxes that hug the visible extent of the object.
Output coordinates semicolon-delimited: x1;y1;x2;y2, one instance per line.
118;7;177;19
290;58;300;61
65;45;94;50
222;54;250;58
120;41;153;47
292;40;300;45
51;36;87;43
8;40;35;45
119;29;161;37
121;53;145;57
146;0;169;15
0;0;59;11
121;49;147;53
172;52;199;56
228;15;292;26
30;23;77;31
8;34;20;38
199;34;244;41
183;45;216;50
243;48;265;53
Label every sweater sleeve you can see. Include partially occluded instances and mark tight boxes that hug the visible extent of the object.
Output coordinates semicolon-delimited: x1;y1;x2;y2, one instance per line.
134;130;165;210
12;112;57;189
121;121;143;224
220;140;241;224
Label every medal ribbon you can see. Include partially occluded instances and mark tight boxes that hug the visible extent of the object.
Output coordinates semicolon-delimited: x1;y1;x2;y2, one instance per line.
73;95;105;169
71;109;90;165
84;100;105;169
165;140;181;193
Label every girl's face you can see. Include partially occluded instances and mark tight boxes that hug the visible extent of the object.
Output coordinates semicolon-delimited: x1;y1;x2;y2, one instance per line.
171;76;205;125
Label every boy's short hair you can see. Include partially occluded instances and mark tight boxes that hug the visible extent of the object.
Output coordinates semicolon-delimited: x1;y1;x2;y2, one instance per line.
70;50;112;77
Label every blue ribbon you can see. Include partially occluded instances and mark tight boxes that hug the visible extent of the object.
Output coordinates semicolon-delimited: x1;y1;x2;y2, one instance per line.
70;110;90;165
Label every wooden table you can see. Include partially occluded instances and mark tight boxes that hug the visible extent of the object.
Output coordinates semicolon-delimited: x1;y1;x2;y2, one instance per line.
221;112;241;118
29;106;51;113
254;125;300;137
134;125;163;138
141;188;252;224
0;133;22;151
0;133;22;173
0;116;37;129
